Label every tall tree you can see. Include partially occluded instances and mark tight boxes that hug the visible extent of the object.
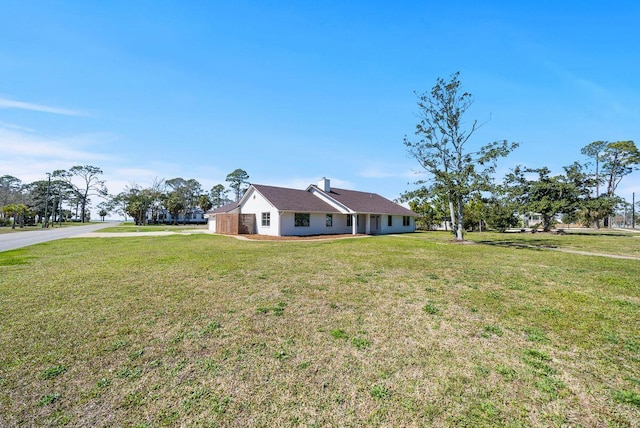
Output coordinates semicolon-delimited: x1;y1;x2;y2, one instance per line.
580;141;607;198
226;169;249;202
198;194;213;213
165;178;203;224
581;140;639;227
24;180;51;222
0;175;23;209
107;192;129;221
119;185;156;225
210;184;228;208
504;165;587;232
54;165;107;223
400;187;449;231
404;72;518;240
601;141;640;197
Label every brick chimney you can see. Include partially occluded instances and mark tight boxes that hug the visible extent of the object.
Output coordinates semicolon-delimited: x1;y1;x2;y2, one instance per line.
318;177;330;192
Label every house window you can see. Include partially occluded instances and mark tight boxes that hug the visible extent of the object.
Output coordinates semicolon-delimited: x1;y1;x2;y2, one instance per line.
346;215;352;227
326;214;333;227
388;215;392;227
403;216;411;226
262;212;270;227
294;213;310;227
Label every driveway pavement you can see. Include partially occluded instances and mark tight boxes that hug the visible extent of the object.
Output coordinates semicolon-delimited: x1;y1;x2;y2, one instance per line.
0;222;115;252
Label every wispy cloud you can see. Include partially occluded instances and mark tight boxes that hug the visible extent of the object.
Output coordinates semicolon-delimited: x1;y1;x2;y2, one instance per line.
0;97;86;116
0;128;112;161
0;121;35;133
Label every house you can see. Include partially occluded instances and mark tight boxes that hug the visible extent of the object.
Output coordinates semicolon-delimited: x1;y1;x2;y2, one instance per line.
205;178;416;236
147;207;207;225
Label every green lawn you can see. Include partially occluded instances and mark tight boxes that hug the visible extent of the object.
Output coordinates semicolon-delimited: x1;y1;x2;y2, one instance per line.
468;229;640;258
97;224;207;233
1;232;639;426
0;222;104;234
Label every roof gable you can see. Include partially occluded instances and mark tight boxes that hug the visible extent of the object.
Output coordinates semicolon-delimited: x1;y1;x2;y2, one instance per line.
251;184;340;213
206;201;239;215
310;185;417;216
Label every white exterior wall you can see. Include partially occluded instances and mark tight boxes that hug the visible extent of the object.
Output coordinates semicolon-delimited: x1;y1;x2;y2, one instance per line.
379;215;415;234
207;216;216;232
279;212;353;236
239;188;280;236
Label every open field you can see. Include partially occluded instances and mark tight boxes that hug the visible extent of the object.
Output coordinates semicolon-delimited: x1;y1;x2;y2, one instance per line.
1;231;639;426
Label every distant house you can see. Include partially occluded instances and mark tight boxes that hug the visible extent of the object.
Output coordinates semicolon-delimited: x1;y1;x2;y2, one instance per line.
205;178;416;236
148;208;207;225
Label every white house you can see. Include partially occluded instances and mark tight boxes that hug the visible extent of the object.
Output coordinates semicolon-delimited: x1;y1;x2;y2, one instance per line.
205;178;417;236
148;208;207;225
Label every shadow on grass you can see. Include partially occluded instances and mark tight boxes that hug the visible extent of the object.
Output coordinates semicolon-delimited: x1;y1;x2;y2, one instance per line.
561;231;636;238
473;239;558;250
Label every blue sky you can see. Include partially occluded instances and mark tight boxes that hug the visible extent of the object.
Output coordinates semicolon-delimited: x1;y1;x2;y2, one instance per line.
1;1;639;209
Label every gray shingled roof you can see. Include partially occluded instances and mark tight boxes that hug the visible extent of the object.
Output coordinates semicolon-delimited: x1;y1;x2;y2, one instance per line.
252;184;341;213
206;201;239;215
311;185;417;216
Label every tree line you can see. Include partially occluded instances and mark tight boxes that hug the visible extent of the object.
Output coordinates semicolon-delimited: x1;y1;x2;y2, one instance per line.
105;168;249;225
403;73;640;239
3;74;638;235
0;167;250;228
0;165;106;228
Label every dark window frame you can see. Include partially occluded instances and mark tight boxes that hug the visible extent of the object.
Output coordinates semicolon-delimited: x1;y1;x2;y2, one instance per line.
294;213;310;227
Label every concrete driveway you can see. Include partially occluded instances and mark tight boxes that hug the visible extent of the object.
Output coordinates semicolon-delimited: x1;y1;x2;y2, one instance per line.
0;222;115;253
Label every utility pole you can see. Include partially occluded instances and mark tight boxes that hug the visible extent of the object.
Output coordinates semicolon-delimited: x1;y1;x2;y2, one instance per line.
633;192;636;229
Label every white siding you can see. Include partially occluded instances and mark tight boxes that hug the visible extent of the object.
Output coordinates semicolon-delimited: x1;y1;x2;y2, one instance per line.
379;215;415;234
239;188;280;236
208;216;216;232
278;212;353;236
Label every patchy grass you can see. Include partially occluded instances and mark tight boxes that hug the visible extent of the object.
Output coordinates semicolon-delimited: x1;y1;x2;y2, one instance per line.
0;232;639;426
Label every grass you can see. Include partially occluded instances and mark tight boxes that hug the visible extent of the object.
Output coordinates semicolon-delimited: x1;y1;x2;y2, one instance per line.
0;231;639;426
470;228;640;258
97;224;207;233
0;221;95;234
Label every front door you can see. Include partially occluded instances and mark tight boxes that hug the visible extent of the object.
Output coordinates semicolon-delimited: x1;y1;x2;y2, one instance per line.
370;215;380;234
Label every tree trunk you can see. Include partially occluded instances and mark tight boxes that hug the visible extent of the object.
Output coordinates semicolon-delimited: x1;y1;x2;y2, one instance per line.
448;200;456;237
454;196;464;241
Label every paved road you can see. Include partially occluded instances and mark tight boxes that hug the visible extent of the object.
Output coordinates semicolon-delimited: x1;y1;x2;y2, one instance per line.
0;222;115;253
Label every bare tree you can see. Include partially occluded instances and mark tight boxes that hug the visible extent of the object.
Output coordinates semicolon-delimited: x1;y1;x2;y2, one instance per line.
54;165;107;223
